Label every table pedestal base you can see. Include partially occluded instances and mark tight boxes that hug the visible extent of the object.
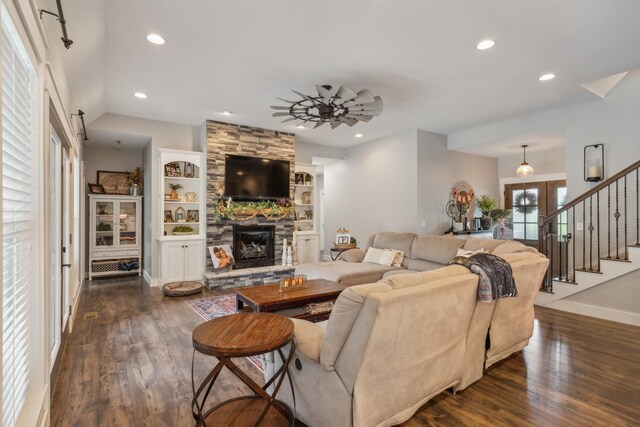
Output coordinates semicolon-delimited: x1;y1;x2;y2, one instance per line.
198;396;293;427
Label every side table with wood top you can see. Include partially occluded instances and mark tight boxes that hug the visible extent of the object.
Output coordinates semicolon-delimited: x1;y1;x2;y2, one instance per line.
191;312;296;426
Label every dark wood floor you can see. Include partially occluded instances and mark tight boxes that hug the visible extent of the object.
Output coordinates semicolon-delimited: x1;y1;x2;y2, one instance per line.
51;277;640;426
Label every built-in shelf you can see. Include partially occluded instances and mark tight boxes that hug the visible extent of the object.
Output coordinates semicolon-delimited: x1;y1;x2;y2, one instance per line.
296;203;314;206
163;176;200;181
163;201;200;204
295;220;313;223
294;184;314;187
164;222;199;225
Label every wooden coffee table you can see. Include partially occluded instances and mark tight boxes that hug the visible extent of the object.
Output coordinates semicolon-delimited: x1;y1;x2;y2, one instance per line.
191;313;296;426
235;279;346;318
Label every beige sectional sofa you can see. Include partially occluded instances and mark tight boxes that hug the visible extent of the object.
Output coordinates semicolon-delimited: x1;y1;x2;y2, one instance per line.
267;232;549;427
296;231;524;285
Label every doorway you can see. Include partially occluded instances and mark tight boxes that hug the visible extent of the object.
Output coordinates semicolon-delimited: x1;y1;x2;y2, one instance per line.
504;179;567;246
49;125;72;386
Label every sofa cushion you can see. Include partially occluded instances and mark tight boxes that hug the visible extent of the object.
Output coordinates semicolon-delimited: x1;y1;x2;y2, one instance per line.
403;259;444;273
320;282;392;370
381;269;423;278
463;237;508;253
362;247;396;266
340;248;366;263
370;232;416;267
381;265;473;290
407;235;465;269
296;260;401;286
290;318;325;362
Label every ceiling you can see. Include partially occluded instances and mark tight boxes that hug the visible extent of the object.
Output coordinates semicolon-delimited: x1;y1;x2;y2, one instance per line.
50;0;640;148
453;129;566;158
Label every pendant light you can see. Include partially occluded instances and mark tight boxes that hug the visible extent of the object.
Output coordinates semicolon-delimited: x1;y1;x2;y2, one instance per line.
516;144;534;177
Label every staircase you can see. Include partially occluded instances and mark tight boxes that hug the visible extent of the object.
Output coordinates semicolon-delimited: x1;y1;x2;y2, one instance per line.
535;161;640;318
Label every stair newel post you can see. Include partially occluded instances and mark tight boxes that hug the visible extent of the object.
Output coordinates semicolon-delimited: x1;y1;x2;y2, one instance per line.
583;200;587;270
615;180;620;259
564;233;571;281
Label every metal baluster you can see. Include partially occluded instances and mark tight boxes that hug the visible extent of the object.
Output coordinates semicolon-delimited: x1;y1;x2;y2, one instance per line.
572;206;576;281
558;224;563;280
624;175;628;260
615;180;620;259
608;186;611;258
565;234;570;281
583;200;587;269
597;192;600;272
637;168;639;245
549;226;554;282
589;195;593;271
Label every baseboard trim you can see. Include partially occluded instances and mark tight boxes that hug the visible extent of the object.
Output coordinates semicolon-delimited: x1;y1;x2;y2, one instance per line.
546;300;640;326
143;269;158;287
69;282;83;333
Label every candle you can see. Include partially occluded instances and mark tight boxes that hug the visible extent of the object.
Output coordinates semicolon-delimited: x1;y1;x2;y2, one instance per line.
588;165;601;179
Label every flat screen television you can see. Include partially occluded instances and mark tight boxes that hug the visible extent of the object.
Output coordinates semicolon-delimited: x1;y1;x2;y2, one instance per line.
224;155;290;200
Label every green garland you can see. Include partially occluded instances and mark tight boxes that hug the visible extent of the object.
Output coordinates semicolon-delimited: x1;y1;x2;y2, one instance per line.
214;200;295;221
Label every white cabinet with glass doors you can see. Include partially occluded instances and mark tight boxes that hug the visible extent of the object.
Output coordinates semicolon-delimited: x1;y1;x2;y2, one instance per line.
89;194;142;280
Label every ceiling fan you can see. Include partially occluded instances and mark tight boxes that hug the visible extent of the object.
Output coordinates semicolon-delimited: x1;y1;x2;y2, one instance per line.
271;84;383;129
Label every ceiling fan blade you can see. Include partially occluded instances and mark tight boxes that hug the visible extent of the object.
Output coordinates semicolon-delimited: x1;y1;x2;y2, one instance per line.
340;117;358;127
270;105;291;110
313;121;326;129
316;85;333;104
329;119;343;129
342;90;375;107
334;85;358;104
281;117;298;123
272;112;291;117
345;113;373;122
277;97;296;103
292;90;314;101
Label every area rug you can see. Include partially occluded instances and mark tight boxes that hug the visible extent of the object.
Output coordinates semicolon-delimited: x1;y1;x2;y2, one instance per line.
187;294;330;373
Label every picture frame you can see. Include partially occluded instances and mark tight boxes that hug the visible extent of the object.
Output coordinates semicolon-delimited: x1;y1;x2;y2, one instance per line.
175;207;186;222
164;162;181;177
87;183;106;194
164;210;174;223
337;235;350;245
208;244;235;269
97;170;130;194
187;209;199;222
184;162;195;178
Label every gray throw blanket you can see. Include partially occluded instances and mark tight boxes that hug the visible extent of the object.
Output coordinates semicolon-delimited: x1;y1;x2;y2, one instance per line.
448;253;518;302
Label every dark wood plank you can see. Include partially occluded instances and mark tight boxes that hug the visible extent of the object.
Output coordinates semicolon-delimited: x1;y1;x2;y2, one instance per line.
51;277;640;427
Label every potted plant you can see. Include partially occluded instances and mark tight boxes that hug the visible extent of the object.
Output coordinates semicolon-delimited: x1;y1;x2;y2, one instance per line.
168;183;183;200
477;195;498;230
127;167;143;196
304;209;313;220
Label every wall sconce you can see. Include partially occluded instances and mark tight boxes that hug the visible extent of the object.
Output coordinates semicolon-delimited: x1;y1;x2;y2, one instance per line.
584;144;604;182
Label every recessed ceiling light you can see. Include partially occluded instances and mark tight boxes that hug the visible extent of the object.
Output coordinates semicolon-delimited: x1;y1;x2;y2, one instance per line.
539;73;555;81
476;40;495;50
221;111;232;116
295;125;305;129
134;92;147;99
355;133;363;138
146;34;165;45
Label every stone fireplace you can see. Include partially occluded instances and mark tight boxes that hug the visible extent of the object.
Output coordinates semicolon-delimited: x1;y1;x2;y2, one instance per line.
233;225;275;269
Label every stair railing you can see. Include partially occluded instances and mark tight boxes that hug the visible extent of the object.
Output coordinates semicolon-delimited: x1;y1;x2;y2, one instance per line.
538;160;640;292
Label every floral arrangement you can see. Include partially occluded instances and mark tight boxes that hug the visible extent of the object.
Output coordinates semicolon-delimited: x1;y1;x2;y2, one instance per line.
477;195;498;213
127;167;144;189
214;198;294;221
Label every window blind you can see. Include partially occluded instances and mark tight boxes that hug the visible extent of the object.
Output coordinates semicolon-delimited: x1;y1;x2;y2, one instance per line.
1;7;37;427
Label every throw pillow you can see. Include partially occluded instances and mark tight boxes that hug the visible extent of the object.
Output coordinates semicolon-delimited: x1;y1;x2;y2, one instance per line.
362;247;396;266
387;249;405;267
456;248;487;258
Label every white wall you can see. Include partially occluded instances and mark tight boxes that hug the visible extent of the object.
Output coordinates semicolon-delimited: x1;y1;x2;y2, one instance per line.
447;70;640;320
417;130;498;234
295;140;345;164
324;130;419;247
88;113;199;284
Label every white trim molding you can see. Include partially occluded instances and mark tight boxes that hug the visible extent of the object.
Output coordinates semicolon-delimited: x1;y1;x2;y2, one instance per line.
544;300;640;327
143;269;158;287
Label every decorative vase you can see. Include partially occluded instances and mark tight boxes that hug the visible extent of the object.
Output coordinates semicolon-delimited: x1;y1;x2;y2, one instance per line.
129;184;140;196
170;190;179;200
286;247;293;267
480;212;492;230
453;221;464;231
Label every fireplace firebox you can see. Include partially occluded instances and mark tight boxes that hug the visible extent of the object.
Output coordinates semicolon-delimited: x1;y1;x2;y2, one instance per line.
232;225;276;269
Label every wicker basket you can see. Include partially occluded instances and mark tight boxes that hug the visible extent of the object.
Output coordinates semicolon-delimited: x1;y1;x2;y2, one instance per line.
332;243;357;250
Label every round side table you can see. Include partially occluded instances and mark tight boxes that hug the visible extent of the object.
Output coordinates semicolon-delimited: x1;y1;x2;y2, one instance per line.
191;312;296;426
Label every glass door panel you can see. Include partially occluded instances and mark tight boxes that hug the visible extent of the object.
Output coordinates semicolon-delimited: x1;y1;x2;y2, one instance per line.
119;201;137;246
95;201;114;247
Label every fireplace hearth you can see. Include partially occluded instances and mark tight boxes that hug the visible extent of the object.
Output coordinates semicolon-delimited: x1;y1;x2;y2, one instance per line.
233;225;276;269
